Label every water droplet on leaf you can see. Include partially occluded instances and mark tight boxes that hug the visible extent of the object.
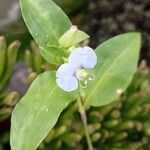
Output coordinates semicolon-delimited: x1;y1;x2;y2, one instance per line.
116;89;123;95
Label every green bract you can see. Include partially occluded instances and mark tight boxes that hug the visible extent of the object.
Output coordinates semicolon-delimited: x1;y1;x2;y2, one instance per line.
59;26;90;48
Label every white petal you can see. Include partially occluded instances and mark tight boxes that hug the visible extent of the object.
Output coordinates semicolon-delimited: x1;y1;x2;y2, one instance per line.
56;76;78;92
56;63;75;78
68;47;83;69
68;46;97;69
82;46;97;69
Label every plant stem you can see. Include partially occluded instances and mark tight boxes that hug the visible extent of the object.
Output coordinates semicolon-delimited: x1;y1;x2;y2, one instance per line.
77;94;93;150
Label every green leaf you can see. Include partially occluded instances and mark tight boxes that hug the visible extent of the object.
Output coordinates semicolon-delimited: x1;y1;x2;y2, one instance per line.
85;33;141;106
59;26;90;48
20;0;72;63
40;45;66;65
10;71;77;150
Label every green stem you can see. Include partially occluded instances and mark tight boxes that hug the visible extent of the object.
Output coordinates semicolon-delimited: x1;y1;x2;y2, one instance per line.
77;94;93;150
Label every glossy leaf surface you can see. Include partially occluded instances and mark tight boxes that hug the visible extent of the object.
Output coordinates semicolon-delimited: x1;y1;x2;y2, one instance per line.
85;33;141;106
11;71;76;150
59;27;90;48
20;0;72;64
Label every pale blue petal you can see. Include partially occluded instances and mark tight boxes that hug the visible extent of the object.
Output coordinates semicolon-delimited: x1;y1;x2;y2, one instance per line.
68;46;97;69
56;76;78;92
68;47;83;69
82;46;97;69
56;63;75;78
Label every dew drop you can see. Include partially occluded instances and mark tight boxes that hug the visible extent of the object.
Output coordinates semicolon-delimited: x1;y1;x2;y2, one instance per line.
116;89;123;95
70;25;77;32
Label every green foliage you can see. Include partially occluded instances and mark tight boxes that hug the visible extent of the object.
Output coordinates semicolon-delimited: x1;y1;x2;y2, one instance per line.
0;0;145;149
38;64;150;149
25;41;45;74
1;62;149;149
10;0;141;149
20;0;71;47
20;0;72;65
59;27;89;48
85;33;141;106
10;71;77;150
10;33;141;150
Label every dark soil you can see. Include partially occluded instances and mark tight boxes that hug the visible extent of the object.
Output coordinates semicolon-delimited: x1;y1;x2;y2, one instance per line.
83;0;150;65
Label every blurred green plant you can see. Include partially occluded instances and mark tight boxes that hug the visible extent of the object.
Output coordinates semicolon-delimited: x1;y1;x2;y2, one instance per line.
0;92;20;122
24;41;57;74
0;36;20;98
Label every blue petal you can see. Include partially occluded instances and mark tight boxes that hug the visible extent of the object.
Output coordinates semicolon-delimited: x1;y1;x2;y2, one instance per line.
68;47;83;69
56;63;75;78
56;76;78;92
68;46;97;69
82;46;97;69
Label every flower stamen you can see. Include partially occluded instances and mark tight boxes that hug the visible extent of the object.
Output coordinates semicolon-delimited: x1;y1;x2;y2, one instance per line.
79;80;88;88
76;68;88;81
87;73;95;81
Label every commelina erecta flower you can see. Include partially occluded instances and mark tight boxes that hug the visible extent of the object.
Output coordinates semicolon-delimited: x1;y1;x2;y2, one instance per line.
56;46;97;92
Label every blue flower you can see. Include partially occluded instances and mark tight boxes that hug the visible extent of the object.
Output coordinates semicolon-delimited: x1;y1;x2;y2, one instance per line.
56;46;97;92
